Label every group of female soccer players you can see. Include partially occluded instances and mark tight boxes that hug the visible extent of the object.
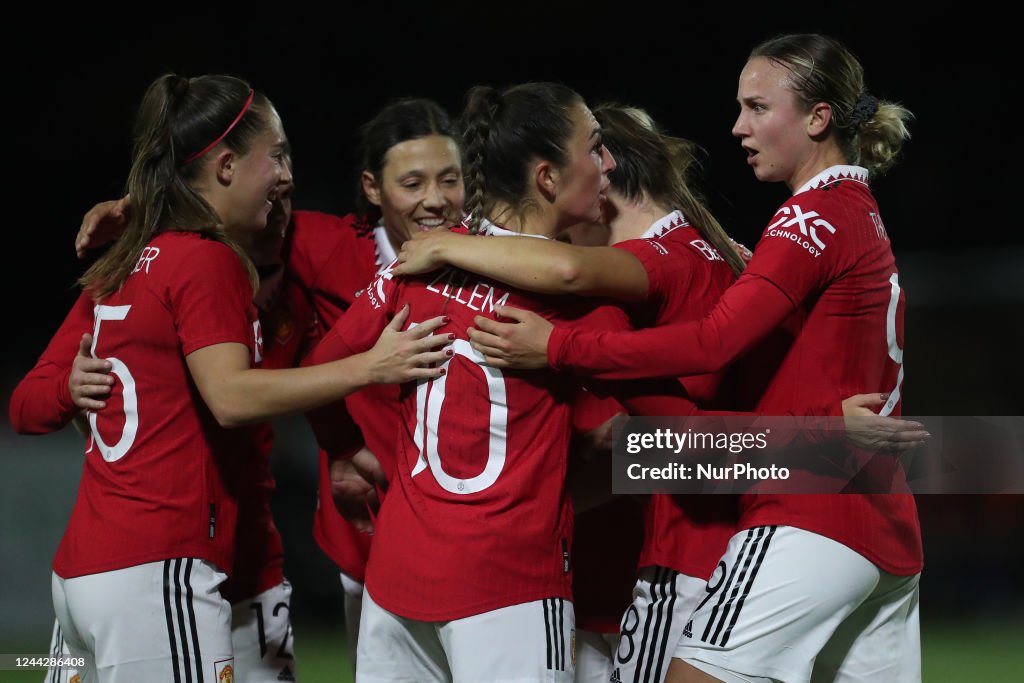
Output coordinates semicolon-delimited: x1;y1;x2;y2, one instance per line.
11;32;926;683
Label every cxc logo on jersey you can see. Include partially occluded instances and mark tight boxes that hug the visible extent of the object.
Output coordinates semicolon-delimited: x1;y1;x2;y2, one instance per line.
765;204;836;258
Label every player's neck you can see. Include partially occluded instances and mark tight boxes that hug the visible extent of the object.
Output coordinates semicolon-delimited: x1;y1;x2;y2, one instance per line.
488;201;557;239
609;195;673;244
787;143;848;193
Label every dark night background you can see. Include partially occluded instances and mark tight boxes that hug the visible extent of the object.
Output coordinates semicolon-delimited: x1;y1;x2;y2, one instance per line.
1;3;1020;674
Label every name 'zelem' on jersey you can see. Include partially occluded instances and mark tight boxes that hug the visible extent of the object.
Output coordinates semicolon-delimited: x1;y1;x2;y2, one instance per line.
423;268;511;313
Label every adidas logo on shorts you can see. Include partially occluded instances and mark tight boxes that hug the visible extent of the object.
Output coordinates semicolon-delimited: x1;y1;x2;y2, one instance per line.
610;667;623;683
683;620;693;639
277;666;295;681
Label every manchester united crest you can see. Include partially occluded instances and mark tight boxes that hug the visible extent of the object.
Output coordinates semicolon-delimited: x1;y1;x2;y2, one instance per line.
215;659;234;683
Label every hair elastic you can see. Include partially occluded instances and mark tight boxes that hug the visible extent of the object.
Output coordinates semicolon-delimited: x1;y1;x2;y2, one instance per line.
849;93;879;129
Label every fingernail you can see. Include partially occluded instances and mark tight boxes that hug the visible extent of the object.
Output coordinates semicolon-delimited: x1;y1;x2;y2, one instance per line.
445;349;454;357
447;333;455;341
439;368;446;376
443;316;450;324
880;393;890;400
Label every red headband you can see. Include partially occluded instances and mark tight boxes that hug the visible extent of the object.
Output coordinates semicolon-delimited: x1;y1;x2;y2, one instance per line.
184;89;256;163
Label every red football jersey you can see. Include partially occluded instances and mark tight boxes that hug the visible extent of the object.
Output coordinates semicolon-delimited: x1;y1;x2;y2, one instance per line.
9;292;93;435
286;211;400;581
305;223;649;621
614;212;742;580
52;232;259;579
572;497;645;633
550;167;922;575
222;263;319;603
568;388;638;633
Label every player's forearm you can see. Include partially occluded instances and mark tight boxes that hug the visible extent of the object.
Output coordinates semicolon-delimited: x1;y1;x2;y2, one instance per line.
208;360;373;428
9;365;78;434
188;339;372;428
438;234;645;299
550;275;793;380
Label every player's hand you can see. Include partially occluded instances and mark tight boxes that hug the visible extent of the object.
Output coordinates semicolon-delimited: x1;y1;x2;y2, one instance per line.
729;238;753;264
576;413;622;462
329;447;382;534
69;333;114;411
352;447;388;494
393;229;458;275
76;195;132;259
842;393;930;455
468;305;552;370
364;304;453;384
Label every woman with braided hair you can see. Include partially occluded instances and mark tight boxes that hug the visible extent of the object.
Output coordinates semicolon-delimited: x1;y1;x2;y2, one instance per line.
300;82;694;682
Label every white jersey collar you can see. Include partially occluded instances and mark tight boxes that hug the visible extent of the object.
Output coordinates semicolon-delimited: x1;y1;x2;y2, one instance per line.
373;223;398;271
640;210;689;240
476;217;551;240
794;165;870;196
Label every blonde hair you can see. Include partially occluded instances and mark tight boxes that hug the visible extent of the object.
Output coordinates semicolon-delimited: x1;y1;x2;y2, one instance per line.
751;33;913;176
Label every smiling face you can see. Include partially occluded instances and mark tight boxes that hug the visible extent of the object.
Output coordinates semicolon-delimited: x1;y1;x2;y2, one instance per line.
732;56;818;190
362;134;464;249
241;156;293;267
220;108;288;232
551;102;616;230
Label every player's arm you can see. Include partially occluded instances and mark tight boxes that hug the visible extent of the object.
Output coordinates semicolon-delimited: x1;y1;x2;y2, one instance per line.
469;271;792;380
75;195;131;258
485;303;928;454
186;305;450;428
393;229;650;301
10;294;113;434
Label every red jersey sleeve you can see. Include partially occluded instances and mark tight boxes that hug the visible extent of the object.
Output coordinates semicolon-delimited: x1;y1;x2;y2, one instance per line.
9;291;93;434
301;266;402;457
568;302;704;418
613;237;695;322
171;240;255;356
548;259;796;381
547;190;866;382
740;195;845;307
287;212;377;330
303;263;401;365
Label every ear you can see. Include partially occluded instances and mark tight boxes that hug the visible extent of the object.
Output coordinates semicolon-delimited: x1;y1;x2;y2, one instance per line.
807;102;833;137
361;170;382;207
213;149;235;185
534;160;559;202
